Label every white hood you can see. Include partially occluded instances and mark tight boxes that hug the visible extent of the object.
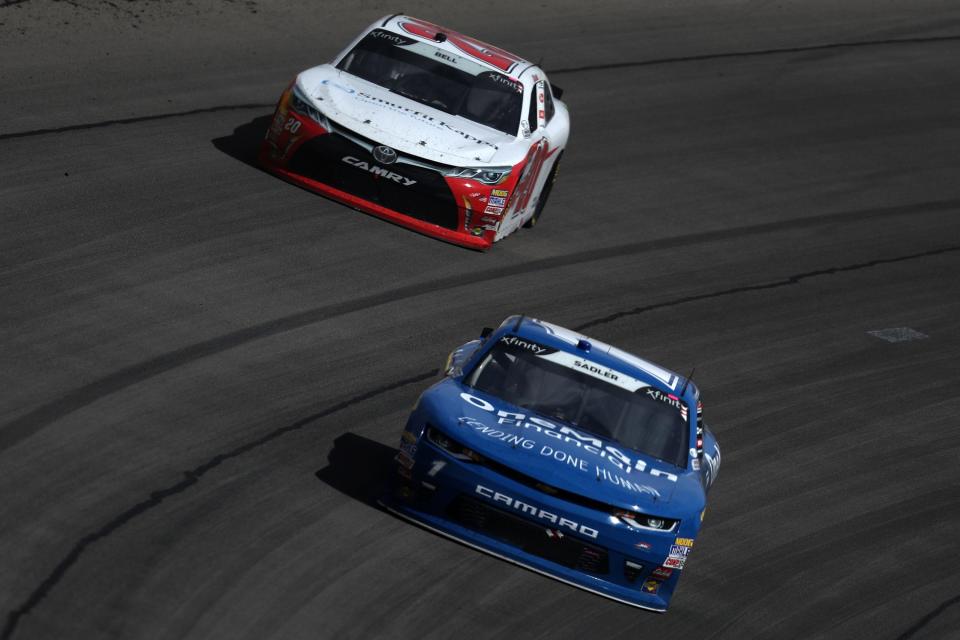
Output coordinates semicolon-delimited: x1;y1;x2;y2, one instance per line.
298;65;517;166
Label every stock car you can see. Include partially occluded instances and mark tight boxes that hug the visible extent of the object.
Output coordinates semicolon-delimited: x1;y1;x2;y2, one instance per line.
259;15;569;250
381;316;721;612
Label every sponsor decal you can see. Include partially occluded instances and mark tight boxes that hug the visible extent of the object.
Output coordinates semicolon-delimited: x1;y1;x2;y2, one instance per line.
341;156;416;185
635;541;652;551
401;431;417;444
483;206;504;214
499;334;551;355
691;459;701;471
645;388;684;413
354;90;499;150
475;485;599;539
642;580;661;595
675;537;694;548
478;71;523;93
662;556;685;570
487;195;507;207
460;393;679;484
491;188;509;197
651;566;673;580
368;29;415;46
669;545;691;558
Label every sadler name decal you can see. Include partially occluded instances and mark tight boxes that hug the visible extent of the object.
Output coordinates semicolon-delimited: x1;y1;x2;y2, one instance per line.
460;392;678;483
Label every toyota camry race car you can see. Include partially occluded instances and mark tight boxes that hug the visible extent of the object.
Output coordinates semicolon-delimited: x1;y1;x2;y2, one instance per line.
382;316;721;611
259;15;569;250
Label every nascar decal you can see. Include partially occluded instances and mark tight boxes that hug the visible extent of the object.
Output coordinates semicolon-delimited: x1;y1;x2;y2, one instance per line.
475;485;599;538
459;395;679;484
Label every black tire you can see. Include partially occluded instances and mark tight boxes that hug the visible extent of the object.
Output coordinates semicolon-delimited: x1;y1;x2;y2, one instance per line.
523;153;562;229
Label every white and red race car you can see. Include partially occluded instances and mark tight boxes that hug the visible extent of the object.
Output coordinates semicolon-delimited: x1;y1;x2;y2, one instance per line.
259;15;569;250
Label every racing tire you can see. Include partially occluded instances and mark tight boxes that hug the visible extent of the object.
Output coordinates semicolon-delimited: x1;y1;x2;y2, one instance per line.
523;153;562;229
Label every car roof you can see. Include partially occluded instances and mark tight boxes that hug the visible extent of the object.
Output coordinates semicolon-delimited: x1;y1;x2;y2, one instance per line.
503;316;696;400
377;14;540;80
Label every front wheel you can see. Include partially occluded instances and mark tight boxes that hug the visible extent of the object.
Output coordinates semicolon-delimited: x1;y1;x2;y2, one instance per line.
523;153;562;229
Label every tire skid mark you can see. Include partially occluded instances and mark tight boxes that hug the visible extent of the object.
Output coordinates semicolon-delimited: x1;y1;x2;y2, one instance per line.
3;230;959;639
0;369;437;640
895;593;960;640
2;198;959;455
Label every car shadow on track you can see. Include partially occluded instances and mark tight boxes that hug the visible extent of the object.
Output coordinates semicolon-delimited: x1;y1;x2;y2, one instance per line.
315;433;397;507
211;115;272;170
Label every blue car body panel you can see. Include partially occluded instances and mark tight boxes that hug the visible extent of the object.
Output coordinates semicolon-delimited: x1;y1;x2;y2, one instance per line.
382;316;721;611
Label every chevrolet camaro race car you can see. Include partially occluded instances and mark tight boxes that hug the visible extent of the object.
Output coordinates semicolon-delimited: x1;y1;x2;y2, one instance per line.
259;15;569;250
382;316;721;611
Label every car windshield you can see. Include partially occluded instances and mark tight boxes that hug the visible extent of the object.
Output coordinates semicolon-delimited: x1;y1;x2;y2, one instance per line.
465;340;689;468
336;29;523;136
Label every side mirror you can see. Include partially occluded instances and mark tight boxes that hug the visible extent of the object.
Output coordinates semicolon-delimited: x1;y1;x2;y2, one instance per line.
480;327;493;339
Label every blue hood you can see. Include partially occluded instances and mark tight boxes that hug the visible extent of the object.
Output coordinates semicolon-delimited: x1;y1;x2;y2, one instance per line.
421;379;700;511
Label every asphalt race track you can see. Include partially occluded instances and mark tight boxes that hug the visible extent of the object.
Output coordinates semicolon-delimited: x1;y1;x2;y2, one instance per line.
2;1;960;638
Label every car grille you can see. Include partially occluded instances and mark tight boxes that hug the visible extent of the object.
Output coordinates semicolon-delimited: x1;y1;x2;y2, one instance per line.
288;127;460;230
447;495;610;575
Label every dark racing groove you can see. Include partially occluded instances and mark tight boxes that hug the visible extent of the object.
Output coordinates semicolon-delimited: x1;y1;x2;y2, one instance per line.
3;35;957;142
2;198;957;454
0;103;273;141
4;241;957;639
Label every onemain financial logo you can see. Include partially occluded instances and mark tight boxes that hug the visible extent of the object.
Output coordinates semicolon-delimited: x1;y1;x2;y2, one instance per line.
475;485;599;539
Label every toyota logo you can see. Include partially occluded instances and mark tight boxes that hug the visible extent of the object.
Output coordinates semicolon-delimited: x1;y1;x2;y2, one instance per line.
373;145;398;165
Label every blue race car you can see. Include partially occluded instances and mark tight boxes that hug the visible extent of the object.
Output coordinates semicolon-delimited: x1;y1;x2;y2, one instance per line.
381;316;721;611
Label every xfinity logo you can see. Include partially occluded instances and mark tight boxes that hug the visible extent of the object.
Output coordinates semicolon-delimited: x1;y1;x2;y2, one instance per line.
645;388;682;410
500;335;549;355
341;156;416;185
475;485;599;539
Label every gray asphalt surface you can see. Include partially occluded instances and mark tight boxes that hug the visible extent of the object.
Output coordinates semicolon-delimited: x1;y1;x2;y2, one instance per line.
2;1;960;638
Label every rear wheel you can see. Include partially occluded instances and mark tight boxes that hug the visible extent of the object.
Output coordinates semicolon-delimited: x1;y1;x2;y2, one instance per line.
523;153;562;229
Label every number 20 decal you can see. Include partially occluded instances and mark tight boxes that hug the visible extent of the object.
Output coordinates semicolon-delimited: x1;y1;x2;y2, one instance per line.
283;117;301;134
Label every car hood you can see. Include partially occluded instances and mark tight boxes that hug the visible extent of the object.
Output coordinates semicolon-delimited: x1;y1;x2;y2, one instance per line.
298;65;516;165
422;381;691;510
